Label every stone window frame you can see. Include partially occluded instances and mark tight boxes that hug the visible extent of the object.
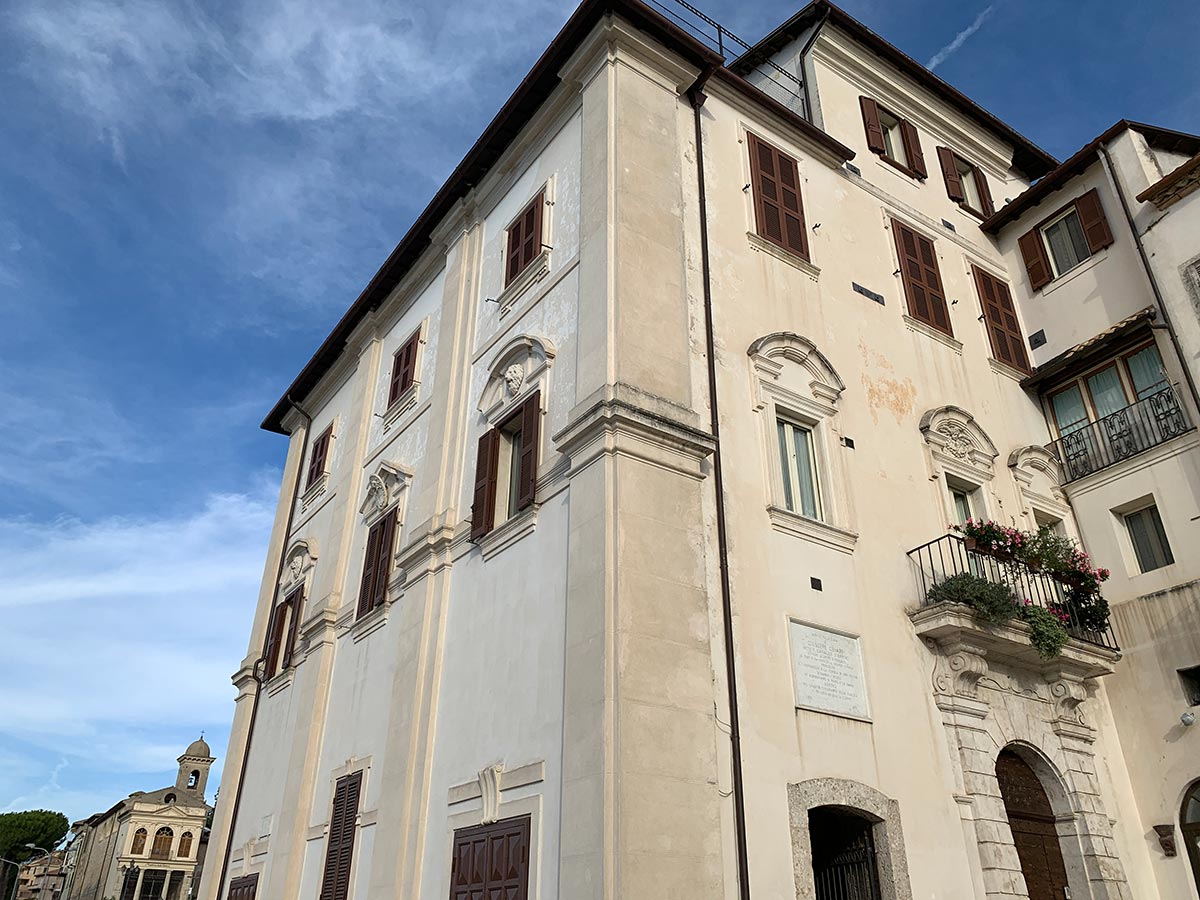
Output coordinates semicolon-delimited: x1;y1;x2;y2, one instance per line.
748;332;858;554
787;777;912;900
473;334;556;559
445;762;545;900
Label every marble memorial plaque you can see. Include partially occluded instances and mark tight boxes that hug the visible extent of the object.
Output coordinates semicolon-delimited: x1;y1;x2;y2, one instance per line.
788;620;869;719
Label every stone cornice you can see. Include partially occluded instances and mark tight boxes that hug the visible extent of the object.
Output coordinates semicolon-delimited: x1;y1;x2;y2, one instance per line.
553;383;714;478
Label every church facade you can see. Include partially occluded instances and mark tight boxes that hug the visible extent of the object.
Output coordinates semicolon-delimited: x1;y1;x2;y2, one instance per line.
199;1;1200;898
63;739;214;900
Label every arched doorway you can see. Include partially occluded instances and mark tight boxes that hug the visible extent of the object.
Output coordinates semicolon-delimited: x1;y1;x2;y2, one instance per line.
1181;781;1200;892
996;749;1069;900
808;806;883;900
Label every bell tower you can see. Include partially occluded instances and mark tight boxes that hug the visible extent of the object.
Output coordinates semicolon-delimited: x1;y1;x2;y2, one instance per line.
176;735;215;798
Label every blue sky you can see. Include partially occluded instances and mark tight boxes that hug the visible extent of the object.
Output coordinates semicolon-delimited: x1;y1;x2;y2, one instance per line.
0;0;1196;827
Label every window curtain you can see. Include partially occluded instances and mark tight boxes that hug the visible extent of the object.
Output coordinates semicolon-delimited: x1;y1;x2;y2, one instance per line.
1126;345;1168;399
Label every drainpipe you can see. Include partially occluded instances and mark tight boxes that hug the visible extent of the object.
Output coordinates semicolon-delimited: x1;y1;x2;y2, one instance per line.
796;6;830;124
1097;144;1200;414
212;396;312;899
688;75;752;900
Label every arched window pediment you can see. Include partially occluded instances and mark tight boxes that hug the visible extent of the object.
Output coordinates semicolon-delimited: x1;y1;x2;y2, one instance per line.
359;460;413;525
1008;444;1067;506
281;538;318;590
748;332;845;412
920;405;998;482
479;334;556;423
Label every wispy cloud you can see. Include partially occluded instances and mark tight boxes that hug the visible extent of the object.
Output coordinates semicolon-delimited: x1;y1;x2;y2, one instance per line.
0;486;274;820
927;3;998;71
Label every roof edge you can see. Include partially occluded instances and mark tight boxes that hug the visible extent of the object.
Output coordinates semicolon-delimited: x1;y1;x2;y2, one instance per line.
261;0;723;434
730;0;1057;179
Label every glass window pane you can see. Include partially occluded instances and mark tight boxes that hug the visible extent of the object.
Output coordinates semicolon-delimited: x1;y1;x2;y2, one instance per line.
1127;345;1168;399
1086;366;1127;419
1127;505;1174;572
790;424;820;520
1051;385;1089;434
959;162;981;211
777;420;794;512
1184;786;1200;824
506;429;523;518
952;489;972;526
1043;211;1090;275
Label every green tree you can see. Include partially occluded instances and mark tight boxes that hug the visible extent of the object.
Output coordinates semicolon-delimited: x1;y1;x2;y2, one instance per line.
0;810;69;899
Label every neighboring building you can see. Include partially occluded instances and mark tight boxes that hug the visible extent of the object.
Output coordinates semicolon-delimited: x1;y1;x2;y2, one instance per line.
64;739;214;900
983;118;1200;899
198;1;1200;899
15;851;67;900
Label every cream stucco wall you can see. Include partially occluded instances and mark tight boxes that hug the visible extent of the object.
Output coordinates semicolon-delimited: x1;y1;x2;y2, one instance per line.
201;9;1200;900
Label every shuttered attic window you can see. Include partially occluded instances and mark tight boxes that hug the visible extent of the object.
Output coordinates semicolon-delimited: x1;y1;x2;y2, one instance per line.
505;192;545;287
936;147;994;217
307;425;333;489
388;328;421;407
860;96;927;179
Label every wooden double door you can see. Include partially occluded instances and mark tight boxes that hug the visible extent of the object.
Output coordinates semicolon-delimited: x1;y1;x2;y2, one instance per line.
996;750;1070;900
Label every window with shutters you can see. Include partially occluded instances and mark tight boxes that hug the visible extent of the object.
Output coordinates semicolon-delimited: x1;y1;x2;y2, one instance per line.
747;132;810;261
472;390;541;542
228;874;258;900
972;266;1029;373
357;507;397;618
1018;188;1114;290
178;832;193;858
891;219;952;337
505;192;546;288
859;97;926;179
307;425;333;491
449;815;531;900
319;771;362;900
388;327;422;408
130;828;147;856
265;584;304;679
1124;502;1174;572
937;147;994;217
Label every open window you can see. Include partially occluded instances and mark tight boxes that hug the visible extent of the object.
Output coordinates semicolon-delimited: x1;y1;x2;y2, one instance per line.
860;96;926;179
1018;189;1114;290
471;391;540;540
264;584;303;678
937;147;994;217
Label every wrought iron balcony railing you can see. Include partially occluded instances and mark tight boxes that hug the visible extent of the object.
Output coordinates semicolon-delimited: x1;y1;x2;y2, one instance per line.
907;534;1119;651
1047;385;1192;483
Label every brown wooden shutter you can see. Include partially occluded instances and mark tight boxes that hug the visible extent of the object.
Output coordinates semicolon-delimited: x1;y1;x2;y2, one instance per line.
515;390;540;511
357;520;382;617
388;329;421;406
263;603;285;678
974;169;995;217
859;96;885;154
1074;188;1114;253
449;816;530;900
973;266;1031;373
228;874;258;900
281;585;304;669
1017;228;1053;291
307;427;332;489
900;120;926;178
364;508;397;614
470;429;501;540
937;147;965;202
504;193;545;287
748;133;809;259
319;772;362;900
892;219;952;335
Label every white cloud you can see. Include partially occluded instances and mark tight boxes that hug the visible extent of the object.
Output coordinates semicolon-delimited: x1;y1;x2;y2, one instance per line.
927;3;998;71
0;486;274;820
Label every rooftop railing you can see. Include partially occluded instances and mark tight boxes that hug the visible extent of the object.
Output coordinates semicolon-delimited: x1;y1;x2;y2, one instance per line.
1047;385;1192;483
907;533;1119;651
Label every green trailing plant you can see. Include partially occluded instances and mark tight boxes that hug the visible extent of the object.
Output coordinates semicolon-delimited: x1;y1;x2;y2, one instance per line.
926;573;1021;627
1020;604;1070;660
1023;525;1075;572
